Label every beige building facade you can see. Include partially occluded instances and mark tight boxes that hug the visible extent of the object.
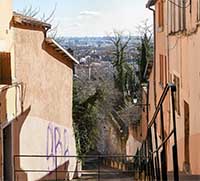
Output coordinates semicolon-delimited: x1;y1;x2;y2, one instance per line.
147;0;200;176
0;0;78;180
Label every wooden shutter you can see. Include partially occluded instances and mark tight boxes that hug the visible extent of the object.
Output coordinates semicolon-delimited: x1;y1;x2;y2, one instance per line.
0;52;12;84
158;0;164;28
164;56;167;85
160;55;164;86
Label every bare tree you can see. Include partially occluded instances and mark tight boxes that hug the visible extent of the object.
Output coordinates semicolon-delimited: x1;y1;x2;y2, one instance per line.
136;19;153;42
108;31;135;106
135;20;153;82
21;4;58;38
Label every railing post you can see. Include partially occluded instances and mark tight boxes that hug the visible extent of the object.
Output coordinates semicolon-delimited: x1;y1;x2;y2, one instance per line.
55;156;58;181
147;128;155;180
153;122;160;180
171;86;179;181
98;155;100;181
14;155;16;181
160;105;167;180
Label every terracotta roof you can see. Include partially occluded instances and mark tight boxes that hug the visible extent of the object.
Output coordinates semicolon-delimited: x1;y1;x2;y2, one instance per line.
146;0;156;8
13;12;51;29
45;38;79;64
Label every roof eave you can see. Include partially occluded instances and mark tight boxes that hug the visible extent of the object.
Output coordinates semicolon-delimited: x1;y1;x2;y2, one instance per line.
45;38;79;64
13;12;51;29
146;0;156;8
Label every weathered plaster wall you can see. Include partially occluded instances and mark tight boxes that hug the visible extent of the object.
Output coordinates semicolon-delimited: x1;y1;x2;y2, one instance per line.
126;126;142;156
14;27;73;127
98;118;126;155
0;0;12;51
168;28;200;174
0;0;16;81
13;117;76;181
148;0;175;174
165;1;200;174
11;26;77;180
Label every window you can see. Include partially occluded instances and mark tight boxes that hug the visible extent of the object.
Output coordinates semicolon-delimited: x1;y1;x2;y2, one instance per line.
158;0;164;28
198;0;200;21
174;75;180;115
160;55;164;85
159;55;167;87
0;52;12;84
169;0;186;33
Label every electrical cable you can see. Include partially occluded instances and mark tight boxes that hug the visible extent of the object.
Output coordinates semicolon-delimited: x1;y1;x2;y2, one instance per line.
167;0;191;8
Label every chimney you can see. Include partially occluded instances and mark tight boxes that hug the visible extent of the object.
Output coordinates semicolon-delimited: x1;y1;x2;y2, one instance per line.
0;0;13;51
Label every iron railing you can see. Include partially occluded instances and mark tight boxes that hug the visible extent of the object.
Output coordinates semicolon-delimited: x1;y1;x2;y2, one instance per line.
139;83;179;181
14;154;147;181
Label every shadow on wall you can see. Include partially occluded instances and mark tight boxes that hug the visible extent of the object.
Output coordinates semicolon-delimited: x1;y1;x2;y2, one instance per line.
0;89;8;179
37;161;69;181
13;107;73;181
13;106;31;181
0;89;8;123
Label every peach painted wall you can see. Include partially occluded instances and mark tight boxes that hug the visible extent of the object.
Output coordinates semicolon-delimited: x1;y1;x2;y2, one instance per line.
0;0;12;51
148;0;200;175
0;0;16;81
10;26;77;180
168;28;200;174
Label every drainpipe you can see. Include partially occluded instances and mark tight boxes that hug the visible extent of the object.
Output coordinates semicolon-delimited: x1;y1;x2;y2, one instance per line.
148;6;157;109
147;5;159;180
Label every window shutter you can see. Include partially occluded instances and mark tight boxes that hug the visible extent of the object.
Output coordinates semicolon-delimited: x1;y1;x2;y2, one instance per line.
0;52;12;85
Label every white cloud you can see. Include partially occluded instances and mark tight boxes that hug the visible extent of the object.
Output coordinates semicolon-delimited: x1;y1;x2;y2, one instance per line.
79;10;101;18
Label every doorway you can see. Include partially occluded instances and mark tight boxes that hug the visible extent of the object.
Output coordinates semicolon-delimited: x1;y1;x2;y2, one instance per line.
183;101;190;174
3;124;13;181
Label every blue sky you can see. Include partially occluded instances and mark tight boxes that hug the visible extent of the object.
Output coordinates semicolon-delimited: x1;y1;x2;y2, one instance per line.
14;0;152;37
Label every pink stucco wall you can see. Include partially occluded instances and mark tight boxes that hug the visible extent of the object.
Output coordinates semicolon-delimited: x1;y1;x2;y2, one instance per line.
148;0;200;175
10;25;77;180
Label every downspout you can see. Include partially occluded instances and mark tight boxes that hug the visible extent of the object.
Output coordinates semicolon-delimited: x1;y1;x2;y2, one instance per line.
148;7;157;109
147;6;158;179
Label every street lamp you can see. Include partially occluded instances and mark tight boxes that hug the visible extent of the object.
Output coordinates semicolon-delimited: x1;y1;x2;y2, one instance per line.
133;94;138;104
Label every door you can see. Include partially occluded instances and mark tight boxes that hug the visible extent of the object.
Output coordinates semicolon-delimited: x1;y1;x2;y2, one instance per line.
3;124;13;181
184;101;190;173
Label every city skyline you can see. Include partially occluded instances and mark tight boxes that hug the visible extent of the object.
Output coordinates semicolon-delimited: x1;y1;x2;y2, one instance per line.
14;0;152;37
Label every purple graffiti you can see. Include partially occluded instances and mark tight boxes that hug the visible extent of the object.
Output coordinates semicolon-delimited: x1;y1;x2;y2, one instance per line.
46;124;55;169
46;123;69;170
54;127;63;155
64;129;69;156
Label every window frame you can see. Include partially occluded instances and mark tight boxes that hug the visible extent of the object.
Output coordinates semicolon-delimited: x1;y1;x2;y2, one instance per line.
159;55;167;88
197;0;200;21
0;52;12;85
158;0;164;29
173;74;180;115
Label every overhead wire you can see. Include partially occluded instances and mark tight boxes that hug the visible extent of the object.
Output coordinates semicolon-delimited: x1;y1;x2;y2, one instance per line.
167;0;191;8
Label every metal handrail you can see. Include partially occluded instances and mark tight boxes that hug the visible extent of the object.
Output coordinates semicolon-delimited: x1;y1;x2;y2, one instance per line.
148;83;176;128
13;154;142;181
138;83;179;181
